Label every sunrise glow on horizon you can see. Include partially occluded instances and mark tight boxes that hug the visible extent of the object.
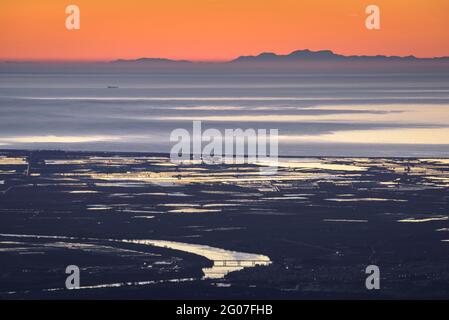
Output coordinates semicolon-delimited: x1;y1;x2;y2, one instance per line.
0;0;448;61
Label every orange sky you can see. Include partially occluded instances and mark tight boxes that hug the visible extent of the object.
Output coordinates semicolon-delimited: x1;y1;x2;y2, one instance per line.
0;0;448;61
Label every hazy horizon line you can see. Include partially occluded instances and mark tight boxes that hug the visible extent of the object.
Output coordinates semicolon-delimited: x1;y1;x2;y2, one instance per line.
2;48;449;64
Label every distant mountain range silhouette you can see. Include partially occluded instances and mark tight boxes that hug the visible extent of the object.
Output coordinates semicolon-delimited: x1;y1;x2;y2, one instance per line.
113;49;449;64
2;49;448;74
114;57;192;64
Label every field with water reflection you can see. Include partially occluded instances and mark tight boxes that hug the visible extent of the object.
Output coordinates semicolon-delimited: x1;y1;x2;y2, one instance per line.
1;150;449;298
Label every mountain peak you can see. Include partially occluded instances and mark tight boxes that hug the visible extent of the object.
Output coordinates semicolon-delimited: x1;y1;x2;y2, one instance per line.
230;49;449;63
231;49;344;62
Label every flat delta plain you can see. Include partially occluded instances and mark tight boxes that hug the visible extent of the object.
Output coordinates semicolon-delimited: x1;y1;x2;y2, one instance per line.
1;150;449;299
